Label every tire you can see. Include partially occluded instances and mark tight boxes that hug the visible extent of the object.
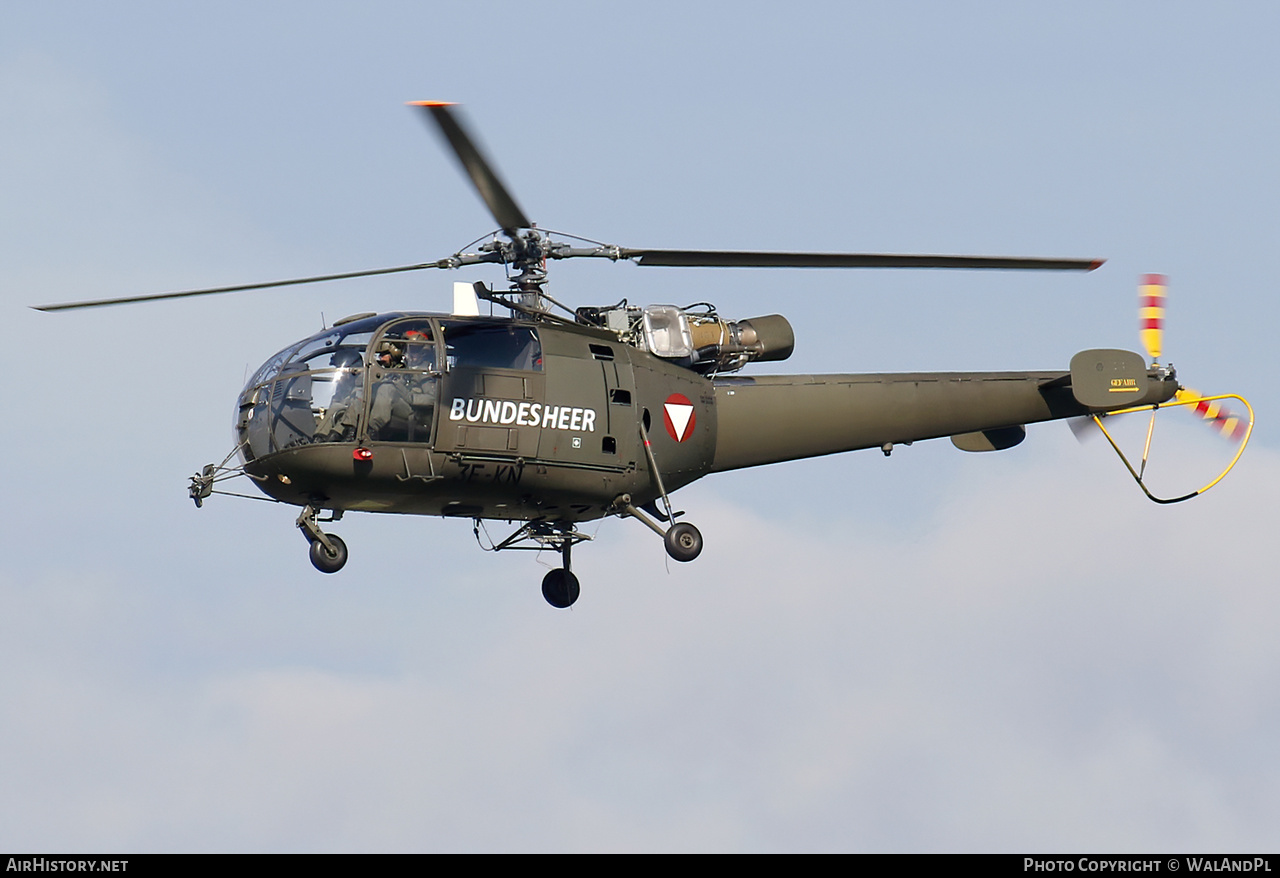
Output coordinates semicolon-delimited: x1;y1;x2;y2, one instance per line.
664;522;703;563
541;568;581;608
309;533;349;574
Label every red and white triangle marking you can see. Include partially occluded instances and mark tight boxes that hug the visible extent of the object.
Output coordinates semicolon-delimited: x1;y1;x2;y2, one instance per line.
663;393;696;442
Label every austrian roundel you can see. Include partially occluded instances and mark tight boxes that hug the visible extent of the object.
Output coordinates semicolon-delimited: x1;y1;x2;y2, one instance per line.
663;393;697;442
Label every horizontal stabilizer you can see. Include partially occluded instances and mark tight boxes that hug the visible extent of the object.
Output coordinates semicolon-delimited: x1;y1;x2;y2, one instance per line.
951;425;1026;452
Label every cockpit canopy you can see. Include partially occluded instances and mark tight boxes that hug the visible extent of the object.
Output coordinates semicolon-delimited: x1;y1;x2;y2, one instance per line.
236;313;542;461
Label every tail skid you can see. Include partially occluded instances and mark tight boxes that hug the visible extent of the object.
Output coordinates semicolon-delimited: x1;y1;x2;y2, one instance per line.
1086;391;1254;504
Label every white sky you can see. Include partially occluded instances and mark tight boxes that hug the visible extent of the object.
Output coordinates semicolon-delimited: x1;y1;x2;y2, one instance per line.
2;0;1277;852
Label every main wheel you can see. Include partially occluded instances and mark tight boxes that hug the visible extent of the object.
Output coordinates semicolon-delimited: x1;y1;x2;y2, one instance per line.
541;568;580;608
308;533;349;574
664;522;703;562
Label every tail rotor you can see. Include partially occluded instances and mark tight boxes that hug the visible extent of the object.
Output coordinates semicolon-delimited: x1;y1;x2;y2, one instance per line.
1073;274;1252;503
1175;388;1250;442
1137;274;1248;444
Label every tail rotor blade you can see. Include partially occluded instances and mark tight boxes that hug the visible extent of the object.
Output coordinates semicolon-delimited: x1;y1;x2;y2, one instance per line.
1139;273;1167;364
1175;388;1249;442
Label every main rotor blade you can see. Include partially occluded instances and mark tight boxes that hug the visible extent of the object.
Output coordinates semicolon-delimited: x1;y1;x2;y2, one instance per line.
31;262;443;312
409;101;532;234
620;249;1104;271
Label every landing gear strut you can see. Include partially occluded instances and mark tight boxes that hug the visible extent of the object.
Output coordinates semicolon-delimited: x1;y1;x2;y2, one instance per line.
613;494;704;563
541;541;581;609
625;419;704;562
297;504;348;574
476;519;592;609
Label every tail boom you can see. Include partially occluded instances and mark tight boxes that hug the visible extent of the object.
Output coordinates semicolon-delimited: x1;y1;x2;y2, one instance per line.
709;367;1177;472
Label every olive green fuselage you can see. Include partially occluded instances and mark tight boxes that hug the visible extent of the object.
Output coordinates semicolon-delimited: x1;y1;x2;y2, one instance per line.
240;314;1176;521
241;315;716;520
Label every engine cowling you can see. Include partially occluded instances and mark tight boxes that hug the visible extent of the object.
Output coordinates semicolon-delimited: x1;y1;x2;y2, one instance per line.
647;306;794;373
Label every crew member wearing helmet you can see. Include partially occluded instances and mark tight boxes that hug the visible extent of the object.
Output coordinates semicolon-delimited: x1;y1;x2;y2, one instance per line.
367;341;413;440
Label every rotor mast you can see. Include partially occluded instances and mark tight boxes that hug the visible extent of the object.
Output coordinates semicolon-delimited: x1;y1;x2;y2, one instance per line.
409;101;553;312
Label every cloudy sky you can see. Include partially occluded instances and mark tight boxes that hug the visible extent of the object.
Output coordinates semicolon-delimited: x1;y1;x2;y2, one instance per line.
2;0;1277;852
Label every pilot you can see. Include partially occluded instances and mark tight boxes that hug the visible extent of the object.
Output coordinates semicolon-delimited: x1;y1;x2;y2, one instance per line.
368;341;413;440
314;348;365;442
374;340;406;370
404;329;436;370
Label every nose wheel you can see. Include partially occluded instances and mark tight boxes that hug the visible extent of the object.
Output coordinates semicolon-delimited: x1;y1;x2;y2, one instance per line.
297;504;349;574
308;533;348;573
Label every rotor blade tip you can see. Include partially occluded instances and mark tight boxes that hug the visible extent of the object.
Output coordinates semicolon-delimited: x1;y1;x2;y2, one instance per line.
407;100;456;107
1089;259;1106;271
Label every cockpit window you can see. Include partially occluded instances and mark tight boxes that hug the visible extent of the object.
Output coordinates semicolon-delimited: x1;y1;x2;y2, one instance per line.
441;321;541;371
380;318;434;342
244;342;300;392
236;312;435;460
379;319;437;372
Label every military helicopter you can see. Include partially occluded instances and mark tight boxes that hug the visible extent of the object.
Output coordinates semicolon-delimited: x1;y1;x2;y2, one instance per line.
34;103;1253;608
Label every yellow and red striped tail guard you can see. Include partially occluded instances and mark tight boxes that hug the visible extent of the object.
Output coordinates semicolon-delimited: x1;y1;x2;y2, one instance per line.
1139;273;1167;364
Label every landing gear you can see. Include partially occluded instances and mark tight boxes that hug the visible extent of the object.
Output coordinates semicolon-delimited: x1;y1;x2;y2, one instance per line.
542;538;581;608
541;568;580;609
475;519;592;608
297;504;348;574
308;533;348;573
613;494;705;564
624;420;706;563
663;521;703;562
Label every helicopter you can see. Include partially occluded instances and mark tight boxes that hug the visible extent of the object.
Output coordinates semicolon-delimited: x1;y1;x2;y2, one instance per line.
33;102;1253;609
